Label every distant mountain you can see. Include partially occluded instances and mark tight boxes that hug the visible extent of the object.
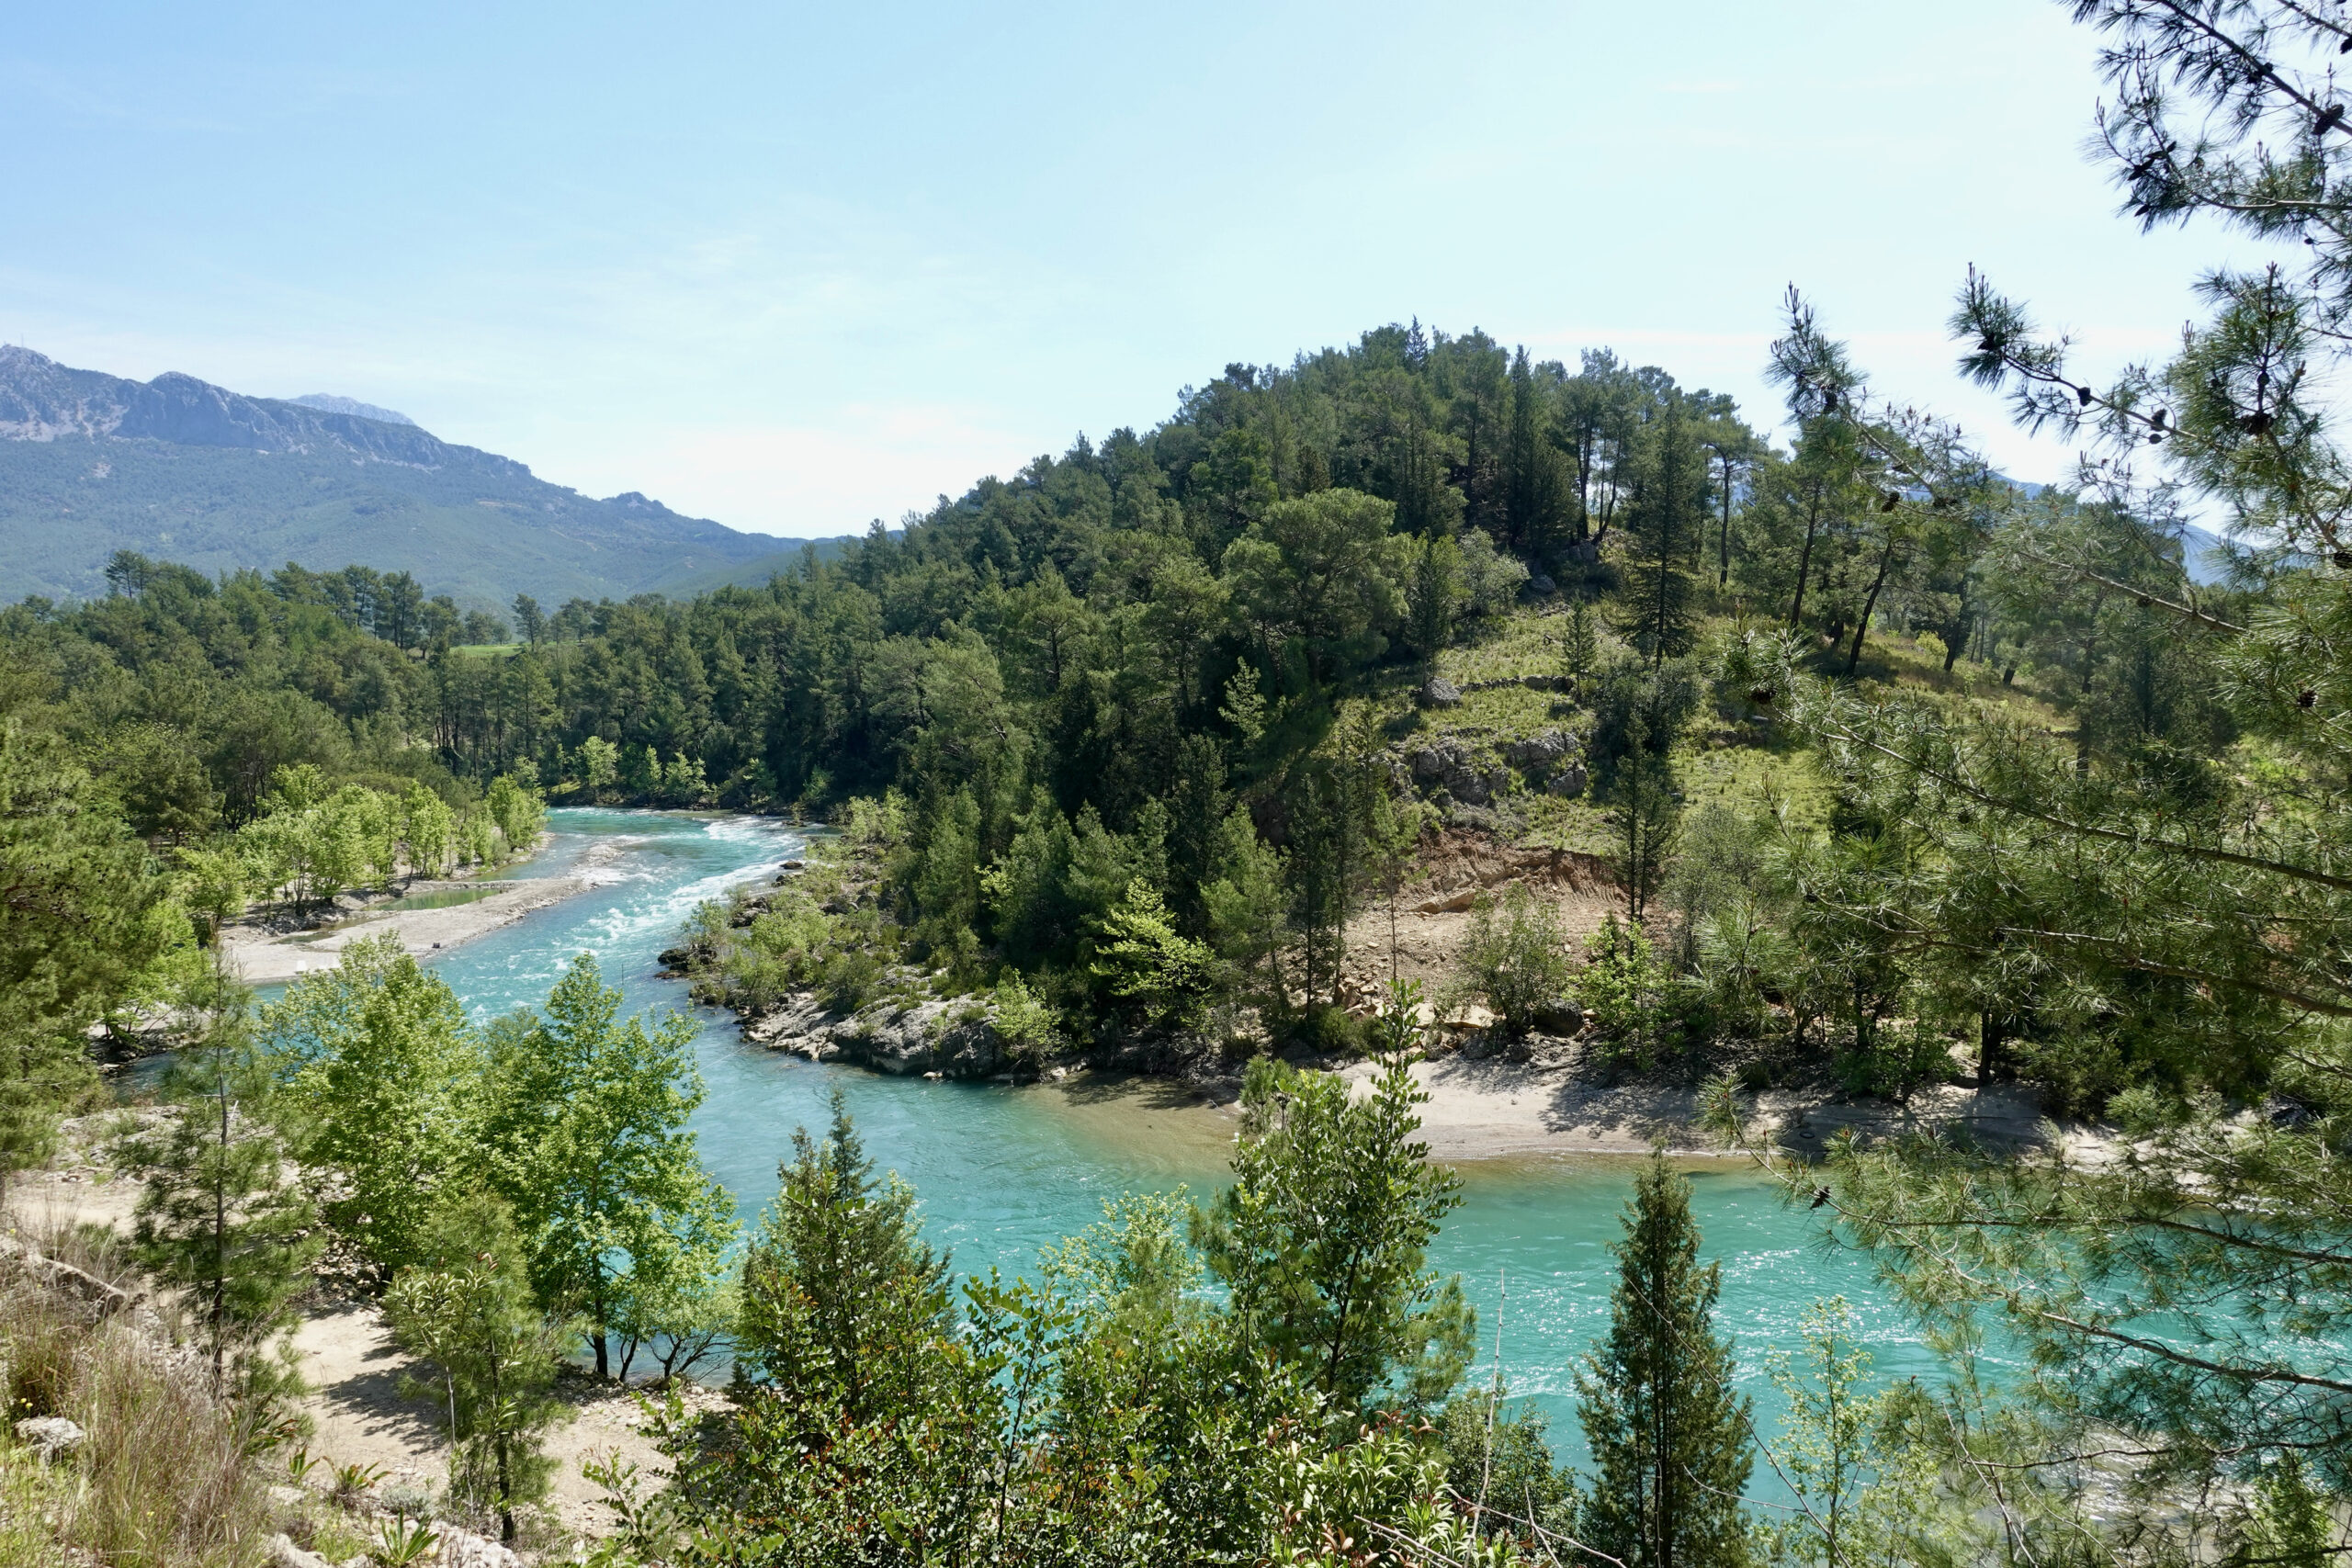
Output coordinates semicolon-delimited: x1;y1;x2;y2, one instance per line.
2178;522;2231;585
0;345;804;611
656;537;862;597
287;392;416;426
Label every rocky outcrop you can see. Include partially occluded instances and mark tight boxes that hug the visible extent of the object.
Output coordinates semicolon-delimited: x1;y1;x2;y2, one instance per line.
749;995;1010;1079
14;1416;84;1462
1401;724;1586;807
1408;740;1510;806
1416;676;1463;708
1500;728;1577;770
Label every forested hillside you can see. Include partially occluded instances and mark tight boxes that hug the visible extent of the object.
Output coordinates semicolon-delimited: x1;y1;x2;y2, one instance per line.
6;1;2352;1562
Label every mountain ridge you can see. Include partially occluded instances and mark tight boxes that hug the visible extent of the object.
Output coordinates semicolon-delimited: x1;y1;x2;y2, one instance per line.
0;345;802;610
287;392;417;426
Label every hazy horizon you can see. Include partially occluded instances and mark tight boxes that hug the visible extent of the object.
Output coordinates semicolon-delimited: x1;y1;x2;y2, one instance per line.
2;1;2280;539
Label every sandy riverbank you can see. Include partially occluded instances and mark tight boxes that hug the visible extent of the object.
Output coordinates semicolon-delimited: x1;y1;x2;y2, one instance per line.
1333;1055;2056;1160
219;875;589;986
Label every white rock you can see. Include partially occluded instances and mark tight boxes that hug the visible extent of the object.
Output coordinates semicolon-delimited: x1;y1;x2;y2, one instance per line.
13;1415;84;1461
433;1521;526;1567
268;1533;332;1568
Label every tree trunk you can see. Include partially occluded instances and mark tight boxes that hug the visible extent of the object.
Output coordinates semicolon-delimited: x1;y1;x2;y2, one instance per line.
1717;455;1735;588
1788;484;1824;629
1845;536;1897;675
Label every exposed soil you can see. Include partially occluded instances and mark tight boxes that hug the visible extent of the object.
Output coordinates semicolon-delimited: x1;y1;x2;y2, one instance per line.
1338;1053;2056;1159
1326;826;1623;1010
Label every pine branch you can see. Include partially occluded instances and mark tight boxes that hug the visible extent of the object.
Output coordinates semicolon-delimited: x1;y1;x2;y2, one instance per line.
2011;546;2248;634
1807;705;2352;894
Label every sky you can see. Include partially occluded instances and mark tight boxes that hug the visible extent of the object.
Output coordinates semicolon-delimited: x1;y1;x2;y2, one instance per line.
0;2;2285;539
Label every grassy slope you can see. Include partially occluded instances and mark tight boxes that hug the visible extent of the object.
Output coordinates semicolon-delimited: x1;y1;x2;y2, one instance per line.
1361;597;2073;860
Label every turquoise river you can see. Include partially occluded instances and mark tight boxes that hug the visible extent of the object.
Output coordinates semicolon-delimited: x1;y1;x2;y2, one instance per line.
398;807;1940;1471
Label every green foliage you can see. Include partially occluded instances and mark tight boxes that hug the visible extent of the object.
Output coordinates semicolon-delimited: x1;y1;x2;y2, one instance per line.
264;935;480;1272
1620;390;1710;666
1201;801;1291;1010
0;719;183;1190
1576;1153;1753;1568
1457;526;1530;620
1560;595;1600;696
1440;1389;1574;1540
1660;804;1761;971
118;967;319;1407
1086;877;1214;1031
1193;1055;1474;1419
600;1088;1523;1567
1575;913;1676;1073
398;781;454;879
576;736;619;795
1406;532;1467;657
2232;1456;2340;1568
987;972;1064;1067
1455;884;1571;1036
734;1089;956;1419
475;952;736;1381
684;861;879;1016
1222;486;1406;679
382;1193;571;1545
1752;1298;1954;1568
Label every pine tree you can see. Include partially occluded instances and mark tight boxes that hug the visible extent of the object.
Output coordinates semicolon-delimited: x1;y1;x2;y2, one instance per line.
1561;594;1600;701
120;966;320;1405
734;1089;956;1423
1622;393;1708;667
1603;701;1680;925
1193;1053;1473;1419
1407;532;1466;659
384;1192;569;1545
1505;347;1566;552
1577;1153;1752;1568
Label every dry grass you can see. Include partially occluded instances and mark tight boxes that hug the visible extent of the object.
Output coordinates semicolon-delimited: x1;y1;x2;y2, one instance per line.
66;1327;272;1567
0;1243;274;1568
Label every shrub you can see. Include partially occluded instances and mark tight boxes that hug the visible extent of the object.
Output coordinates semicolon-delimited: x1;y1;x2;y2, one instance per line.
1835;1016;1958;1104
1574;914;1676;1071
0;1245;271;1568
990;973;1064;1068
1457;885;1571;1036
1440;1388;1574;1537
1287;1004;1371;1058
